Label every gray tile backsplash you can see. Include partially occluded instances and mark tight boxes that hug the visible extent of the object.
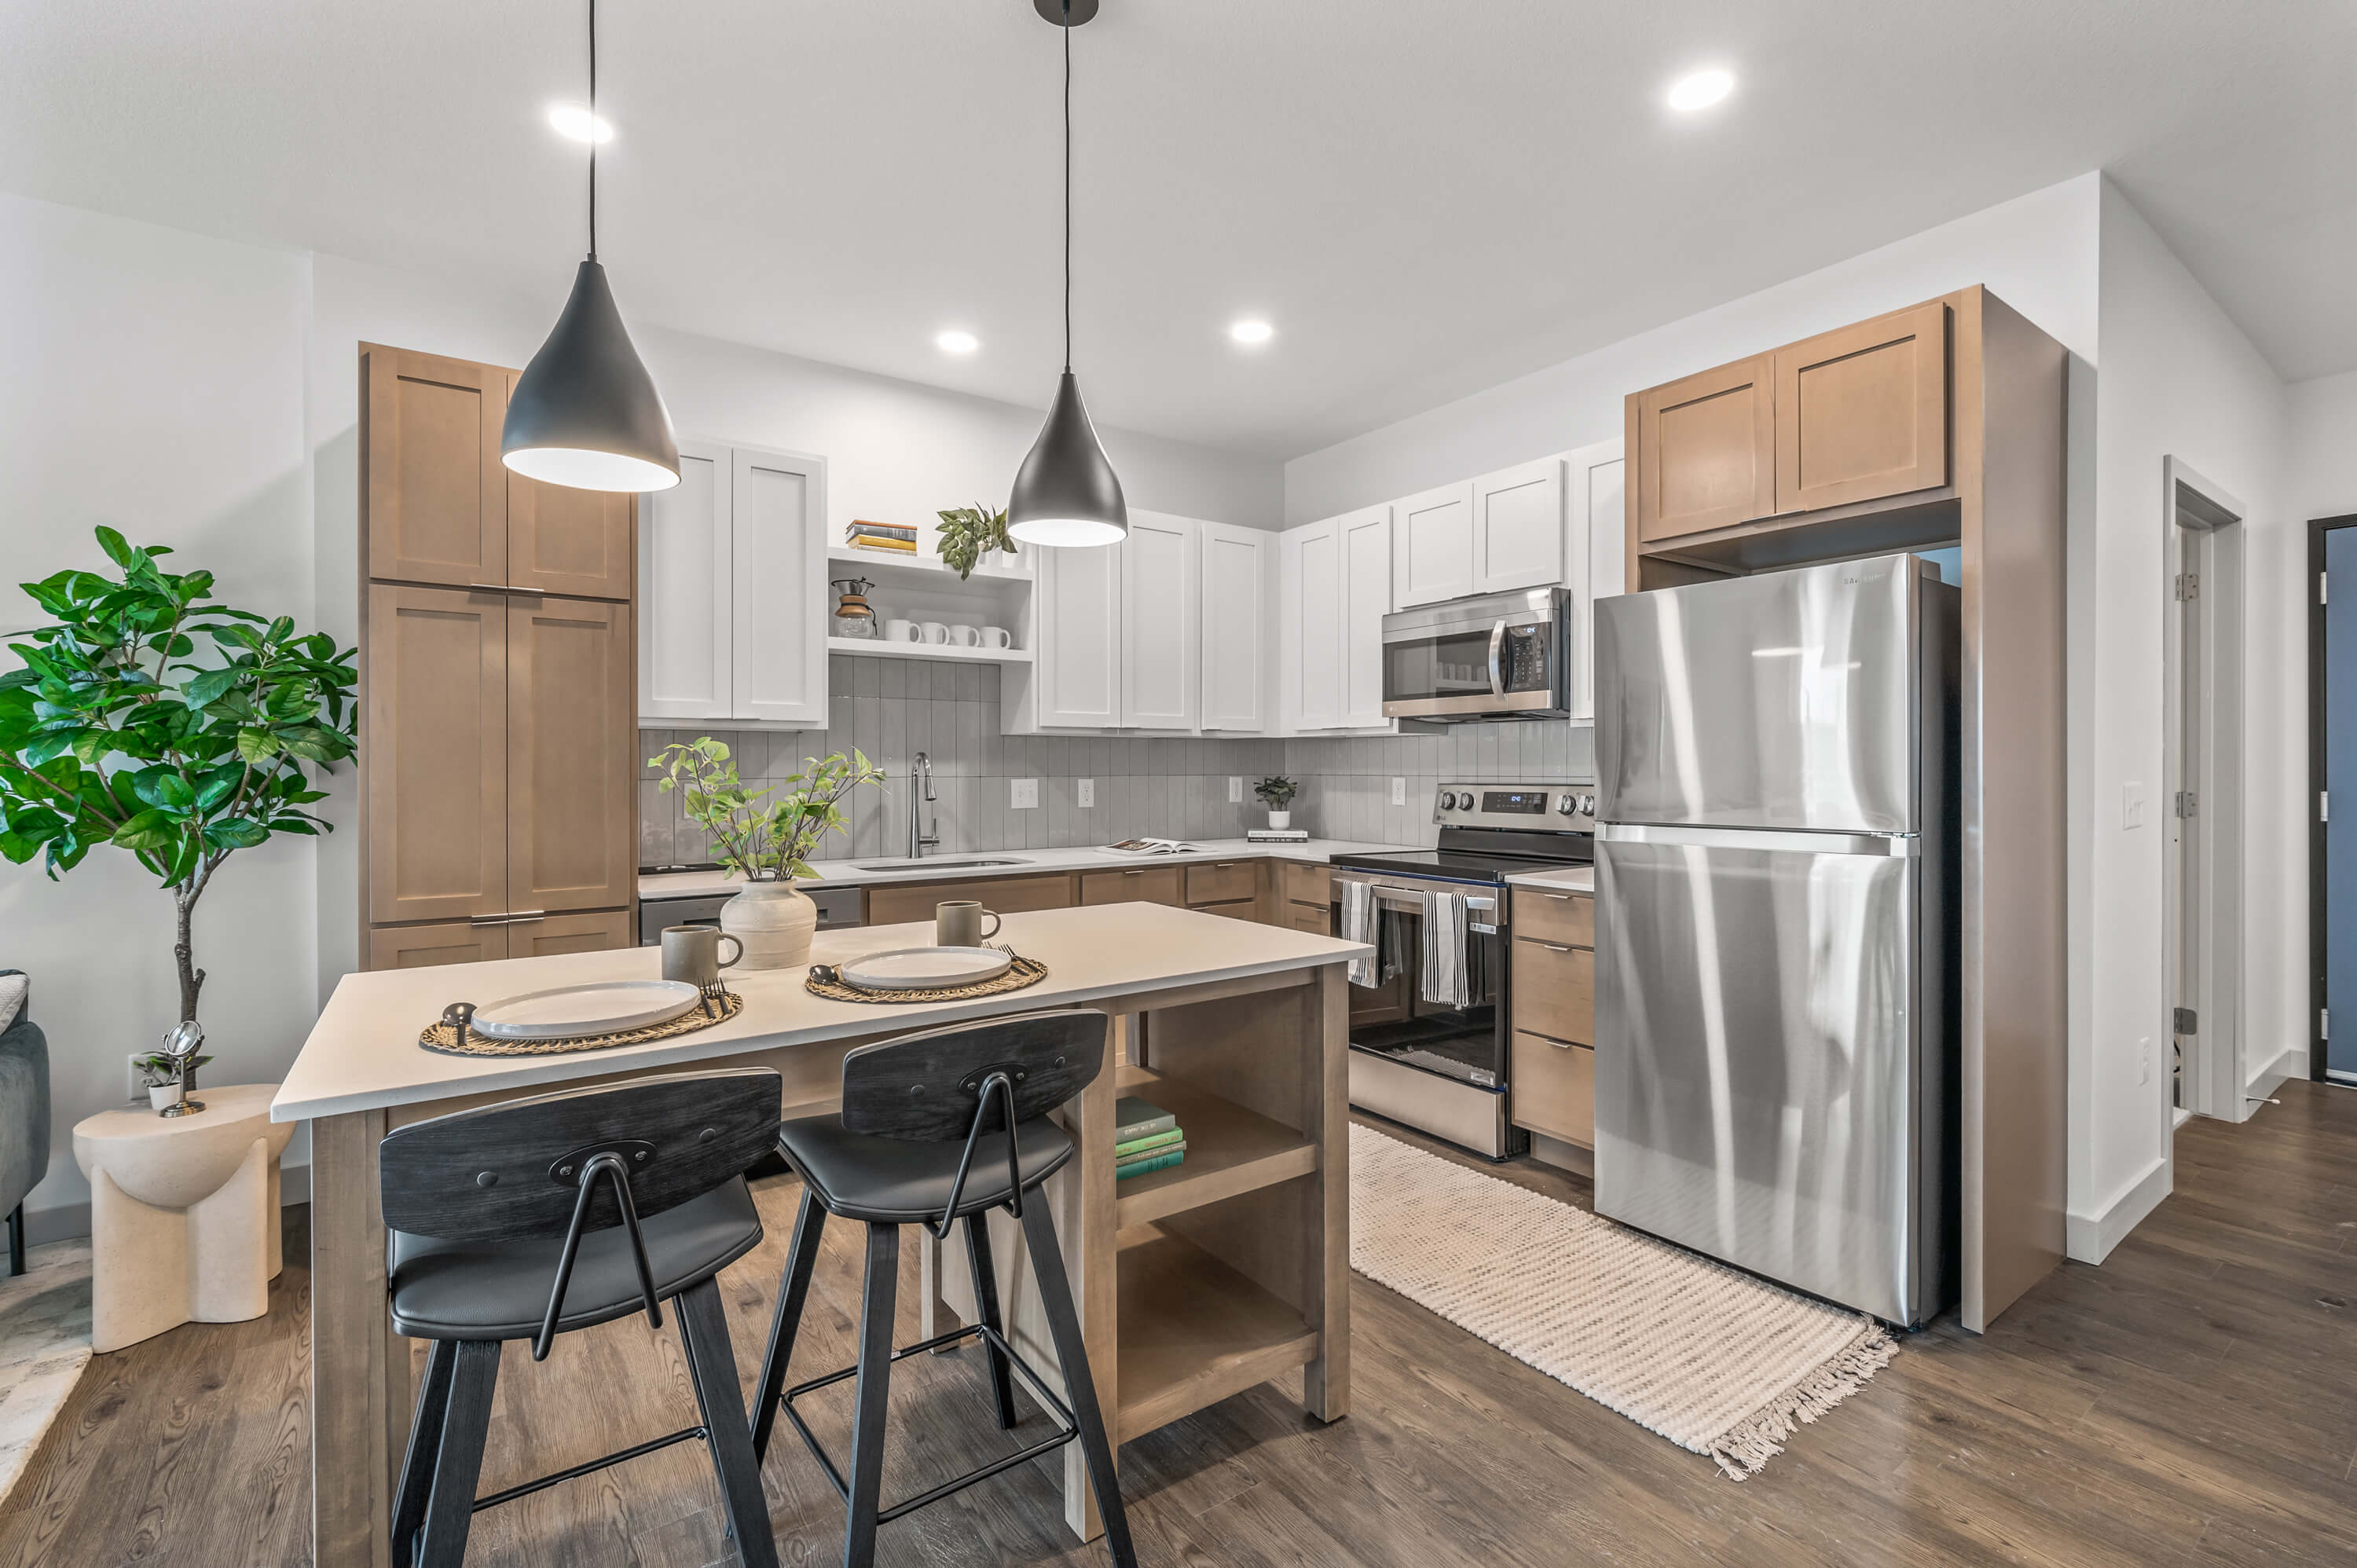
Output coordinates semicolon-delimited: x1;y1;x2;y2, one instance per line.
639;654;1596;866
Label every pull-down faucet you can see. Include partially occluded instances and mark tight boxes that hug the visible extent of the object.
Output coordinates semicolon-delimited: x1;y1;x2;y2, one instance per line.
907;752;940;858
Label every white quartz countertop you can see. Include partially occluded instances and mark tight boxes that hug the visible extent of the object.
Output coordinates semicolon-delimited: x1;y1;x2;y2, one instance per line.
1503;865;1595;893
273;903;1373;1123
638;838;1417;900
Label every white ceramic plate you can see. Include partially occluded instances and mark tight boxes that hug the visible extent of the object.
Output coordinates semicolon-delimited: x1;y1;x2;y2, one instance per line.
470;980;706;1040
839;947;1013;991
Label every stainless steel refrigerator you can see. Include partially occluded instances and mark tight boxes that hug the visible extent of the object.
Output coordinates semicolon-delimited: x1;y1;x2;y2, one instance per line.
1591;553;1959;1327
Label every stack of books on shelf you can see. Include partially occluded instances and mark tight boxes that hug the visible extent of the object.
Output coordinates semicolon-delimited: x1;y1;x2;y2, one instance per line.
845;520;917;555
1113;1095;1186;1180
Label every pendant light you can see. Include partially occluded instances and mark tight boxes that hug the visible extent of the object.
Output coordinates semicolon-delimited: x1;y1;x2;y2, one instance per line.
1006;0;1127;547
502;0;680;492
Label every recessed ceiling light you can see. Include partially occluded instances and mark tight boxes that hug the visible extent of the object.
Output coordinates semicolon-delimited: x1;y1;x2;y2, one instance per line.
547;104;614;144
1665;68;1735;112
1229;318;1274;346
936;329;980;354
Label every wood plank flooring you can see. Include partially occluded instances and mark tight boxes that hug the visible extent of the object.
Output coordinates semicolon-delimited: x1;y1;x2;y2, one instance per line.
5;1086;2356;1566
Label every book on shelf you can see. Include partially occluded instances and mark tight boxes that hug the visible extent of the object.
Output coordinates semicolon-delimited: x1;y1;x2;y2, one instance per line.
1113;1126;1186;1159
845;535;917;555
846;520;918;542
1247;828;1310;842
1108;837;1197;855
1113;1096;1178;1144
1115;1145;1186;1180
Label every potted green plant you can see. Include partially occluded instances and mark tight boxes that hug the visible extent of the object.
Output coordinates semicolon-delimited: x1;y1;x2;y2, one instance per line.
1255;775;1299;830
648;738;885;969
935;504;1018;581
0;529;357;1073
133;1050;212;1112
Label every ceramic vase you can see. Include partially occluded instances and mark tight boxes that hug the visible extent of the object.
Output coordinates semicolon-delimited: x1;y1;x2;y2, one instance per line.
1267;810;1292;830
720;880;818;971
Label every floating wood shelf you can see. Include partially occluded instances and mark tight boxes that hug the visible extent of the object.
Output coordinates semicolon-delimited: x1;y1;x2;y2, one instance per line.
1113;1064;1318;1229
1113;1223;1318;1442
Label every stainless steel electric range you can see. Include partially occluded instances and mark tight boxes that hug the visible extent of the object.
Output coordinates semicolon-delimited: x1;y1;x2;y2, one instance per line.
1332;782;1596;1159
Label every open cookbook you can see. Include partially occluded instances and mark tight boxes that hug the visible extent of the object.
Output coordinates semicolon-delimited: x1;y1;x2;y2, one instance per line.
1107;838;1198;855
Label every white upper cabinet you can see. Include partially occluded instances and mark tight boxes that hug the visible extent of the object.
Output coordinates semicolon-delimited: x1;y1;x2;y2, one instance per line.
1340;506;1393;728
1472;456;1566;593
1563;436;1626;721
638;440;731;721
1281;504;1391;732
1199;521;1271;732
638;440;827;729
1034;535;1124;729
1120;510;1201;730
1391;482;1475;608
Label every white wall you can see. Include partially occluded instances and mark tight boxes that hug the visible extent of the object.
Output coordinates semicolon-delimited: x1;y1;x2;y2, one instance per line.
0;189;319;1218
1284;174;2102;522
2079;182;2290;1257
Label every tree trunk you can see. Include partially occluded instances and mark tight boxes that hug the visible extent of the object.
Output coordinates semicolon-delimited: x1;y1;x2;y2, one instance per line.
174;881;206;1025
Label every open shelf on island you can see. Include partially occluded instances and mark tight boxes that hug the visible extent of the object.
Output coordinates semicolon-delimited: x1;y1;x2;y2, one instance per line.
1115;1222;1318;1442
1113;1064;1318;1229
827;636;1033;664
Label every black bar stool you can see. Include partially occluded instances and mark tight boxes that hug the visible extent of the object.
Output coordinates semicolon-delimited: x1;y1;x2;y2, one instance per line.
379;1068;785;1568
748;1008;1136;1568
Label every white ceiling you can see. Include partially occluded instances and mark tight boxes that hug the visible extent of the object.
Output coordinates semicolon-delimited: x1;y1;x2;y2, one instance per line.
2;1;2348;457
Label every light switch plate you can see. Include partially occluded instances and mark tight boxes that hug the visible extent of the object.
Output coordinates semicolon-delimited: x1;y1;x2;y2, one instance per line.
1011;778;1039;810
1077;778;1095;808
2122;781;2145;830
1391;776;1407;806
1228;775;1243;804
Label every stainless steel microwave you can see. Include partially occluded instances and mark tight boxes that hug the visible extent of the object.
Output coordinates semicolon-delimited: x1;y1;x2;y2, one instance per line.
1380;588;1572;722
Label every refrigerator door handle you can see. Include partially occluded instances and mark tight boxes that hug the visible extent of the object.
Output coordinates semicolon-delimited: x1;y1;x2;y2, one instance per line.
1596;822;1918;857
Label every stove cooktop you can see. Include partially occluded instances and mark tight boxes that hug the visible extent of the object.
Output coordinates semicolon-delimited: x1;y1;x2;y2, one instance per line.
1329;847;1579;885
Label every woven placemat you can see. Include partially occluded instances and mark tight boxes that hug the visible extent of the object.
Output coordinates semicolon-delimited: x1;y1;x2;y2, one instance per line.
419;989;745;1057
805;954;1049;1005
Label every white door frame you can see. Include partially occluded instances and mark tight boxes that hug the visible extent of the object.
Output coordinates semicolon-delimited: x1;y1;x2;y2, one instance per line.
2161;456;2246;1125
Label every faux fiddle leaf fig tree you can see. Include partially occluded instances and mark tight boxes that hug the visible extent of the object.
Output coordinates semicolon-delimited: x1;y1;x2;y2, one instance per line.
0;527;358;1027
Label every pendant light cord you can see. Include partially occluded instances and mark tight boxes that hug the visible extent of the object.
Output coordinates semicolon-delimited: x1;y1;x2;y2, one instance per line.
587;0;599;261
1061;0;1073;372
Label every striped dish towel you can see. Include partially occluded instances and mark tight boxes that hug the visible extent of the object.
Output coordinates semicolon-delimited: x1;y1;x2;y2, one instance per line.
1340;878;1377;987
1421;888;1472;1009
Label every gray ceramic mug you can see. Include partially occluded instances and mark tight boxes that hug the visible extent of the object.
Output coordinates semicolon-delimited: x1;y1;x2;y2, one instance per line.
662;925;744;987
936;900;1003;948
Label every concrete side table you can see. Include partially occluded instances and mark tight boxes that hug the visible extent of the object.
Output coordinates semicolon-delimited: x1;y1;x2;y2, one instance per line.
71;1084;294;1353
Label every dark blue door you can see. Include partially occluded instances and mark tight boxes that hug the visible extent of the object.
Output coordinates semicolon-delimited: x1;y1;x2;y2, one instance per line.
2327;529;2357;1080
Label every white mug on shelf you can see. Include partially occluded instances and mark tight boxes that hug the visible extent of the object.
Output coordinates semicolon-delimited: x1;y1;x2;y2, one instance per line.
949;624;981;647
919;621;951;646
883;618;920;643
979;626;1013;650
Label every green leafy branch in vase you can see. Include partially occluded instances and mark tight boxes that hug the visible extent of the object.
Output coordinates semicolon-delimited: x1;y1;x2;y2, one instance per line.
648;738;885;881
0;527;357;1026
935;504;1017;581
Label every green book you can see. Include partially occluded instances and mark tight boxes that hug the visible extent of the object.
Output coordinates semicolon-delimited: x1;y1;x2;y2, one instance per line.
1114;1148;1186;1180
1113;1097;1178;1145
1114;1126;1186;1159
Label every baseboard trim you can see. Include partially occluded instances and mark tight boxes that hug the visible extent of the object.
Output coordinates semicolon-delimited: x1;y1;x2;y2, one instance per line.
2244;1043;2308;1109
2066;1154;2169;1265
25;1161;310;1246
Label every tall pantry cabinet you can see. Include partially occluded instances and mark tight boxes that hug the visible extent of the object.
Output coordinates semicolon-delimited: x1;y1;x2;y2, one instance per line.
358;344;638;970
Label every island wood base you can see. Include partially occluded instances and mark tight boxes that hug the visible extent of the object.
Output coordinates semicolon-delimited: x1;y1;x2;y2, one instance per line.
306;959;1351;1566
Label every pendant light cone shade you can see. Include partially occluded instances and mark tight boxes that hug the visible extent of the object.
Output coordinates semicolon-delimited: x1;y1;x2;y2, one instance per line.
1007;371;1127;546
501;258;680;491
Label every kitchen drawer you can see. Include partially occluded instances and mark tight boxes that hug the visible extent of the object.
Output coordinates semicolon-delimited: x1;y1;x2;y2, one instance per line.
1081;866;1185;907
1511;1030;1595;1147
1281;862;1331;907
1186;859;1261;907
867;874;1074;927
1199;898;1261;923
1284;900;1332;936
510;908;633;958
1512;886;1594;948
1510;937;1594;1045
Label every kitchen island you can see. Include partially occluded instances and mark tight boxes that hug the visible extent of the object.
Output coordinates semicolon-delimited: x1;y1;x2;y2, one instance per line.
275;903;1366;1567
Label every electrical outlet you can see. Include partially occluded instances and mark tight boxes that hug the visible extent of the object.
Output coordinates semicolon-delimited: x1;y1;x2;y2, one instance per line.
1010;778;1039;810
2139;1035;2153;1084
1077;778;1095;808
2122;782;2145;830
1391;776;1407;806
1228;775;1243;804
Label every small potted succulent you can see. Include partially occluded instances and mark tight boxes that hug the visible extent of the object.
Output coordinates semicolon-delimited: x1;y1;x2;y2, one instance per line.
935;504;1019;580
648;738;885;969
1254;776;1299;831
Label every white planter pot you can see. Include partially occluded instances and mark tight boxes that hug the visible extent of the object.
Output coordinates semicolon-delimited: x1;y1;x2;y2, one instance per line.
721;881;818;972
1266;811;1292;830
148;1084;181;1112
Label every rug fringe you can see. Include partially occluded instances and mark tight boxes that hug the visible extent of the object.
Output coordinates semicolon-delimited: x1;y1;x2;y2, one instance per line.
1707;1324;1897;1480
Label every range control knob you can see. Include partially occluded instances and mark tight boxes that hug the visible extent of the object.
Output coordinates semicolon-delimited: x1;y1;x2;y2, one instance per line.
1556;792;1578;815
1577;792;1597;816
1439;790;1458;811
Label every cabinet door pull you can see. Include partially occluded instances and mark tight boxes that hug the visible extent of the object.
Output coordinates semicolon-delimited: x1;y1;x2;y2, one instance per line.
1527;939;1574;953
1124;869;1146;877
1541;892;1573;902
1523;1030;1585;1049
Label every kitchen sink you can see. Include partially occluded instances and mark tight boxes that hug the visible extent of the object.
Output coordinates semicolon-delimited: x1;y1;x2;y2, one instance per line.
852;857;1032;872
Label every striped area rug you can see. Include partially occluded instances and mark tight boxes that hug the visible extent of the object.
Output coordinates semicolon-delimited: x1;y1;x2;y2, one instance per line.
1349;1123;1895;1479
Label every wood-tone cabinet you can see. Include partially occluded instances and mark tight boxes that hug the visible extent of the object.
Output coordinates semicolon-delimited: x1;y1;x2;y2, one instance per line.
1184;859;1260;909
506;596;636;914
1280;504;1392;732
1773;301;1948;515
1633;355;1776;543
1509;886;1596;1147
1278;863;1332;935
866;873;1076;927
1081;866;1185;907
365;919;509;972
1199;521;1272;732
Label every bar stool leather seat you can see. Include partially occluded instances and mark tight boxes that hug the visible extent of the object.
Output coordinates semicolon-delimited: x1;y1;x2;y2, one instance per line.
777;1112;1072;1225
390;1178;763;1341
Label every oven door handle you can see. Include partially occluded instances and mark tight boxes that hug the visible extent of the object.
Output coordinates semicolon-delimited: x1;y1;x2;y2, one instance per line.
1486;620;1507;697
1342;881;1496;914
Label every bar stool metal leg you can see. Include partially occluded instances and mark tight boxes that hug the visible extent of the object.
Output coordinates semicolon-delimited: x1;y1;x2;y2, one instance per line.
842;1222;900;1568
415;1338;500;1568
1018;1200;1137;1568
391;1340;459;1566
675;1277;782;1568
964;1213;1018;1431
751;1187;828;1462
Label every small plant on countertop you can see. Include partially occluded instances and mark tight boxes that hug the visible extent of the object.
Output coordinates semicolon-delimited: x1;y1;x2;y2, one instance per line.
648;738;885;881
935;504;1017;580
1254;776;1299;810
0;527;357;1033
